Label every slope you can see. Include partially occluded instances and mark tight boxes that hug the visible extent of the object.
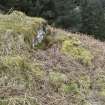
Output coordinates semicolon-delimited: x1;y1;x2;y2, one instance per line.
0;11;105;105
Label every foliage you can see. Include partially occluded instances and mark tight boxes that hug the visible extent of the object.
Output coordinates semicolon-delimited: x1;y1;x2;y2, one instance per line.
0;0;81;30
1;0;105;40
0;0;56;24
54;0;81;30
80;0;105;40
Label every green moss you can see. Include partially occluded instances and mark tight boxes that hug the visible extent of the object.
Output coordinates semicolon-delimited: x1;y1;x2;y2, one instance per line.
0;11;47;48
49;72;67;88
60;83;79;94
61;37;93;65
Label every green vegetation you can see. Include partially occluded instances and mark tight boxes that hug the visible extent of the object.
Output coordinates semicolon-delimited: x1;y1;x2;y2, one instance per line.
49;72;67;88
80;0;105;39
0;10;47;48
0;96;38;105
78;75;91;95
0;11;104;105
0;55;46;79
61;37;93;65
60;83;79;94
1;0;105;40
95;73;105;97
59;75;91;94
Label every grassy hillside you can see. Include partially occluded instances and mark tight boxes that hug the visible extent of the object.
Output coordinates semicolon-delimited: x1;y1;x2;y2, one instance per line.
0;11;105;105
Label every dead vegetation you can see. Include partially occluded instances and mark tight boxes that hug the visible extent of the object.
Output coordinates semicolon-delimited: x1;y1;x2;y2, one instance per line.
0;11;105;105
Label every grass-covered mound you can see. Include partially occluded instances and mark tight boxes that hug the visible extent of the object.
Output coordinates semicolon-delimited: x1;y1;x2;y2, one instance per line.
0;11;105;105
0;11;47;51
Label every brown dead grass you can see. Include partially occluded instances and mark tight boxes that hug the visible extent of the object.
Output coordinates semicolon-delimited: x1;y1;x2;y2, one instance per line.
0;12;105;105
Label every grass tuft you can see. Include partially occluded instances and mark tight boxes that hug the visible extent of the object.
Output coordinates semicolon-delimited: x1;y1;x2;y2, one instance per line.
61;37;93;65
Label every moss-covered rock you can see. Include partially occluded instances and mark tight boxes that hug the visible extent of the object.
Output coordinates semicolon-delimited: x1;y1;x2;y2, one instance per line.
61;37;93;65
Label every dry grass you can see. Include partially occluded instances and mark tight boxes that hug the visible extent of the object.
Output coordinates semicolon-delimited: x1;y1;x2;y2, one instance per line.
0;11;105;105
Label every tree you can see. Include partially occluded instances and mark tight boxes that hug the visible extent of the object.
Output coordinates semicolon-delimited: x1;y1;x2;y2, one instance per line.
54;0;81;29
0;0;56;24
80;0;105;39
